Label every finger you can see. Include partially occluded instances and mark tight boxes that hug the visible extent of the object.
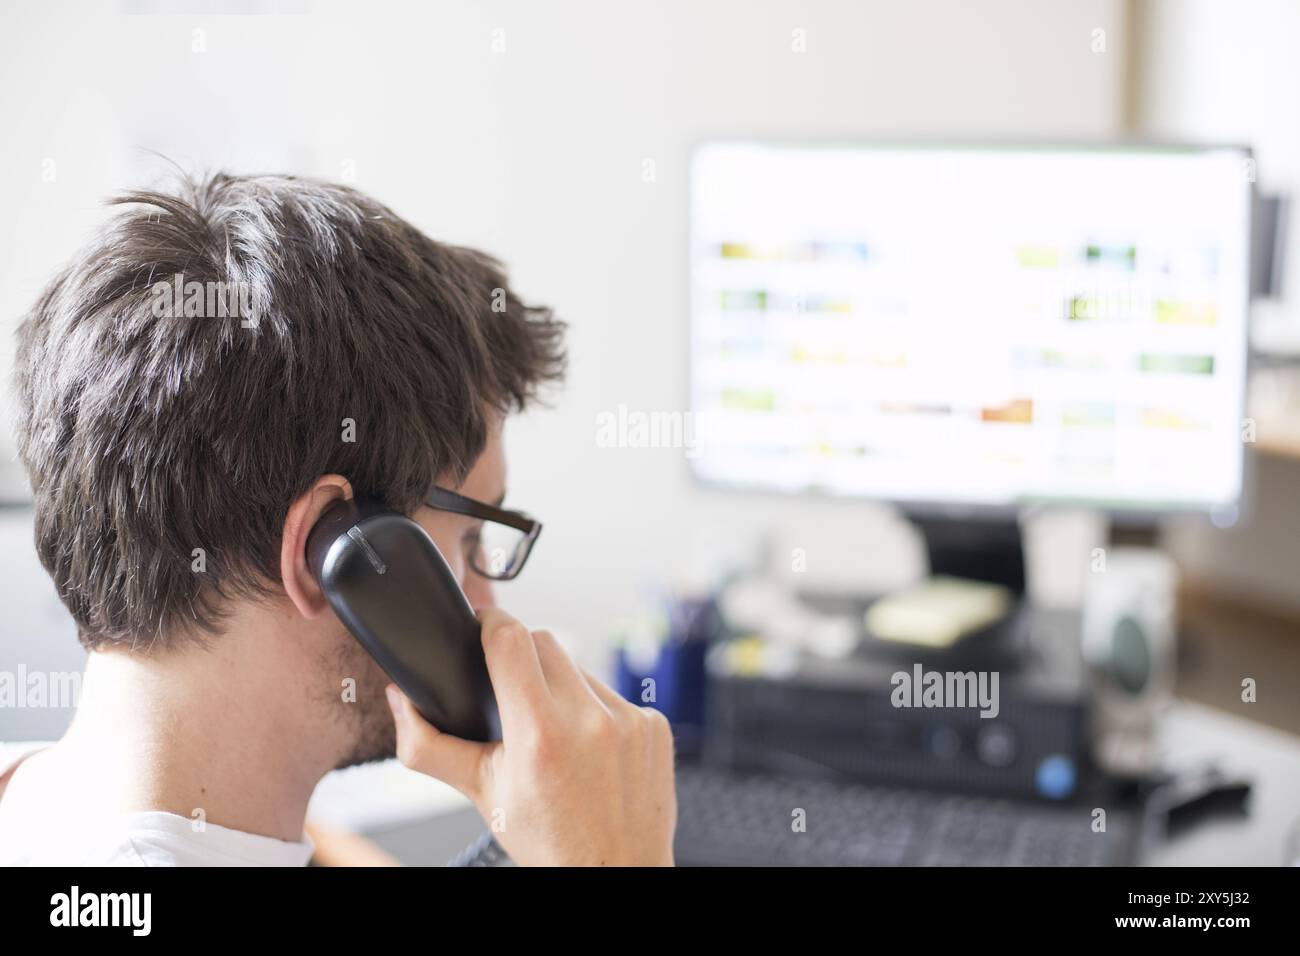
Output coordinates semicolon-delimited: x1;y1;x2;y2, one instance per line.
478;607;551;733
580;666;637;714
386;684;492;799
530;629;591;702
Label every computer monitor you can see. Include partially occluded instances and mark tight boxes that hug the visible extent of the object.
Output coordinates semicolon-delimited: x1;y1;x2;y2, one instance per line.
688;142;1252;523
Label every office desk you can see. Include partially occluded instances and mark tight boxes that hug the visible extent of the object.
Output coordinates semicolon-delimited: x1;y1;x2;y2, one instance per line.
353;701;1300;866
1142;702;1300;866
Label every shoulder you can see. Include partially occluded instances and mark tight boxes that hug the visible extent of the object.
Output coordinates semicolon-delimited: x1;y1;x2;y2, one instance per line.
0;740;49;787
0;743;314;866
119;813;316;866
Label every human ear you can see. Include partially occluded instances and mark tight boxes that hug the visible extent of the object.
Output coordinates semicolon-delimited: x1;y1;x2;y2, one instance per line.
280;475;353;619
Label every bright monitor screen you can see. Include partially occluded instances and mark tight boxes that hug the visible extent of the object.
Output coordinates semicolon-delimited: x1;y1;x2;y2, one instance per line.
688;142;1252;515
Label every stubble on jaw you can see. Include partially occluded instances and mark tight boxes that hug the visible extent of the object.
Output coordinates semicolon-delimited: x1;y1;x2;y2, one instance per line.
313;627;397;770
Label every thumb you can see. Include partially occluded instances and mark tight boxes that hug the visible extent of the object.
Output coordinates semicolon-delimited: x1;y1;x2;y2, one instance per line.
386;684;490;799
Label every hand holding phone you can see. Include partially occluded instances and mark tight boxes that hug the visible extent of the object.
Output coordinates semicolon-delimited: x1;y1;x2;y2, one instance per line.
385;608;678;867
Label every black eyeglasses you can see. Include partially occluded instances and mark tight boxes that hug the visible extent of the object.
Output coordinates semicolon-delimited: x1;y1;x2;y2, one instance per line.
423;486;541;581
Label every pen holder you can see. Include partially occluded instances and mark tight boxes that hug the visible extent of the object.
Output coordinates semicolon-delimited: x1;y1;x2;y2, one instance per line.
614;596;719;755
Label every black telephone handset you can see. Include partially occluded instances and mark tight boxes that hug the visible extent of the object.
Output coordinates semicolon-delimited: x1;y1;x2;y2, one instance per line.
306;496;501;742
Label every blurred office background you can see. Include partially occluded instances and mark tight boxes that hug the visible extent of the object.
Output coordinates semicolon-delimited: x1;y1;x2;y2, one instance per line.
1;0;1297;753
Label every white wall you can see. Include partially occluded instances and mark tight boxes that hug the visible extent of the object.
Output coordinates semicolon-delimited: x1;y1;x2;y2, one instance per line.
1133;0;1300;614
1135;0;1300;340
0;0;1128;693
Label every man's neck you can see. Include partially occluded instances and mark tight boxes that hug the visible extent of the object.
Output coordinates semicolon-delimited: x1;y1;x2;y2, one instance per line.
59;633;338;843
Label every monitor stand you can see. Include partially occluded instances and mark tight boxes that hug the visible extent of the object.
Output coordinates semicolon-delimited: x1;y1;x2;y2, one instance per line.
911;514;1026;597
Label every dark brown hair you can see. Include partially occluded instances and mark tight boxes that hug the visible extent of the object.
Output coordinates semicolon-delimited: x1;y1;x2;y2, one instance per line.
14;173;565;651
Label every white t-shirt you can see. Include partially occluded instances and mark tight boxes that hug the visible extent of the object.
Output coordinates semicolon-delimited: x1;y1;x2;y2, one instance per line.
0;743;314;867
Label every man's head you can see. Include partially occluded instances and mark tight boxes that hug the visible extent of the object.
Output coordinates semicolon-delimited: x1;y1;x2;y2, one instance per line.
14;172;564;767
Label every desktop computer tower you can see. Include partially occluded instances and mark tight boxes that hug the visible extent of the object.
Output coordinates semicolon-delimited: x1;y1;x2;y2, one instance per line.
703;605;1093;802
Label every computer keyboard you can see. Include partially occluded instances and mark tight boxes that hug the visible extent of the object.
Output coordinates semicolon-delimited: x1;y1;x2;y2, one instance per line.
674;765;1138;866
